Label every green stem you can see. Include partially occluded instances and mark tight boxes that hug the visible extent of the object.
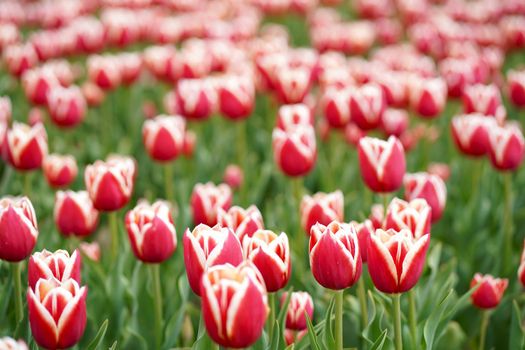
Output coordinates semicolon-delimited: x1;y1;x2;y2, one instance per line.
236;120;246;167
502;173;514;275
23;172;31;197
109;211;119;260
382;193;390;227
357;278;368;331
268;292;276;341
478;311;490;350
12;262;23;326
335;290;344;350
408;290;417;349
292;177;306;253
164;162;174;204
392;294;402;350
151;264;163;349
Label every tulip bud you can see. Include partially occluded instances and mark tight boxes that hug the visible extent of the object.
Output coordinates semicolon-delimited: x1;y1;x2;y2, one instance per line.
176;78;217;121
54;191;99;237
0;337;27;349
487;122;525;171
0;196;38;262
451;113;494;157
321;86;352;129
125;200;177;263
344;122;366;147
273;66;312;104
79;241;101;262
349;220;374;262
84;156;136;212
281;291;314;330
201;262;268;348
385;198;431;238
276;103;313;130
4;122;48;171
223;165;244;190
46;85;87;128
350;83;385;130
300;190;344;234
272;124;317;177
404;173;446;222
309;221;362;290
462;84;502;117
380;108;408;137
507;69;525;108
368;228;429;293
427;162;450;182
369;203;384;229
3;43;39;77
218;205;264;243
409;77;447;119
28;278;87;349
43;154;78;188
218;75;255;120
142;115;186;162
191;183;232;226
28;249;81;290
22;68;59;106
358;136;406;193
183;224;243;295
87;55;121;90
243;230;291;292
118;52;142;85
470;273;508;309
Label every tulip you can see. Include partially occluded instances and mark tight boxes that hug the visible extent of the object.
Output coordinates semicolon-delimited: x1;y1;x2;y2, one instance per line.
87;55;121;90
27;278;87;349
81;82;105;107
470;273;508;309
272;124;317;177
183;224;243;295
84;156;136;211
79;242;100;262
349;220;374;262
125;200;177;263
462;84;502;117
0;96;12;124
191;183;232;226
404;173;447;222
281;291;314;330
217;205;264;243
118;52;142;85
409;77;447;119
54;191;99;238
486;122;525;171
223;165;244;190
273;66;312;104
300;190;344;234
518;242;525;289
507;69;525;108
380;108;408;137
349;83;385;130
369;203;384;229
358;136;406;193
200;262;268;348
21;68;59;106
46;85;87;128
367;228;429;294
344;122;366;147
0;196;38;262
28;249;81;290
276;103;313;130
321;86;352;129
385;198;431;239
142;115;186;162
218;75;255;120
451;113;495;157
309;221;362;290
427;162;450;182
3;43;39;77
182;130;196;158
3;122;48;171
176;79;217;121
42;154;78;188
243;230;291;292
0;337;27;349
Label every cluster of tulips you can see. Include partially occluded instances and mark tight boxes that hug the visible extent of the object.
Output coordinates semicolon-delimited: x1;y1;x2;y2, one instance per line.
0;0;524;349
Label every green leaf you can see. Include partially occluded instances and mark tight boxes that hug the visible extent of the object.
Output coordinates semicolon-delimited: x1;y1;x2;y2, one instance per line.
305;312;321;350
85;319;108;350
509;300;525;350
285;344;295;350
268;287;293;350
370;329;388;350
323;295;336;349
162;276;190;349
108;341;117;350
192;316;216;350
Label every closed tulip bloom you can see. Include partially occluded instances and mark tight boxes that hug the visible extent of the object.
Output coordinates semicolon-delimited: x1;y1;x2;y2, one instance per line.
223;165;244;190
142;115;186;162
300;190;344;234
427;162;450;182
349;220;374;262
46;85;86;128
182;130;196;158
309;221;362;290
3;43;39;77
281;291;314;330
191;183;232;226
4;122;48;171
409;77;447;119
380;108;408;137
507;69;525;108
404;173;446;222
176;79;217;121
84;156;136;211
273;66;312;104
22;68;59;106
87;55;121;90
0;196;38;262
367;228;429;294
451;114;494;157
462;84;502;117
358;136;406;193
81;82;105;107
321;86;352;129
470;274;508;309
243;230;291;292
183;224;243;295
27;278;87;350
0;337;27;349
349;83;385;130
344;122;366;147
276;103;313;130
54;191;99;237
518;242;525;288
118;52;142;85
217;205;264;243
369;204;384;229
385;198;431;238
218;75;255;120
272;124;317;177
487;122;525;171
43;154;78;188
201;262;268;348
28;249;81;290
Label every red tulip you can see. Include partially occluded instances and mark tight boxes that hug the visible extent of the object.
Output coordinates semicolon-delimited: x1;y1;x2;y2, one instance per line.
369;204;384;229
470;273;508;309
3;43;39;77
321;86;352;129
276;103;313;130
183;224;243;295
439;58;477;98
217;205;264;243
43;154;78;188
143;45;177;83
223;165;244;190
118;52;142;85
349;220;374;262
344;122;366;147
27;278;87;349
47;85;86;128
518;241;525;288
87;55;121;90
404;173;447;222
273;66;312;104
451;113;495;157
380;108;408;137
385;198;431;238
462;84;502;117
142;115;186;162
367;228;429;294
72;17;105;54
358;136;406;193
218;75;255;120
272;124;317;177
409;77;447;119
54;191;99;237
501;16;525;49
84;156;136;212
0;196;38;262
349;83;385;130
3;122;47;171
201;262;268;348
243;230;291;292
300;190;344;234
487;122;525;171
507;69;525;108
0;337;27;349
22;68;59;106
176;79;217;121
309;221;362;290
191;182;232;226
28;249;81;290
281;291;314;330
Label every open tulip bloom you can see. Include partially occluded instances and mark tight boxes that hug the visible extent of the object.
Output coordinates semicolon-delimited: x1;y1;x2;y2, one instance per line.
28;249;81;290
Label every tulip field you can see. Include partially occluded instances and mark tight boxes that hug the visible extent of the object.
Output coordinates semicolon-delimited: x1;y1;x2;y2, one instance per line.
2;0;525;349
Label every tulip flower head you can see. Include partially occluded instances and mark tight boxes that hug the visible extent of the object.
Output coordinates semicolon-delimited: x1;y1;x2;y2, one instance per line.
0;196;38;262
470;273;508;309
404;173;447;222
281;291;314;330
507;69;525;108
54;191;99;237
142;114;186;162
518;242;525;289
276;103;313;130
28;249;81;290
191;183;232;226
0;337;27;349
349;220;374;262
386;198;432;238
4;122;48;171
223;165;244;190
451;113;495;157
46;85;87;128
43;154;78;188
217;205;264;243
272;124;317;177
486;122;525;171
300;190;344;234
